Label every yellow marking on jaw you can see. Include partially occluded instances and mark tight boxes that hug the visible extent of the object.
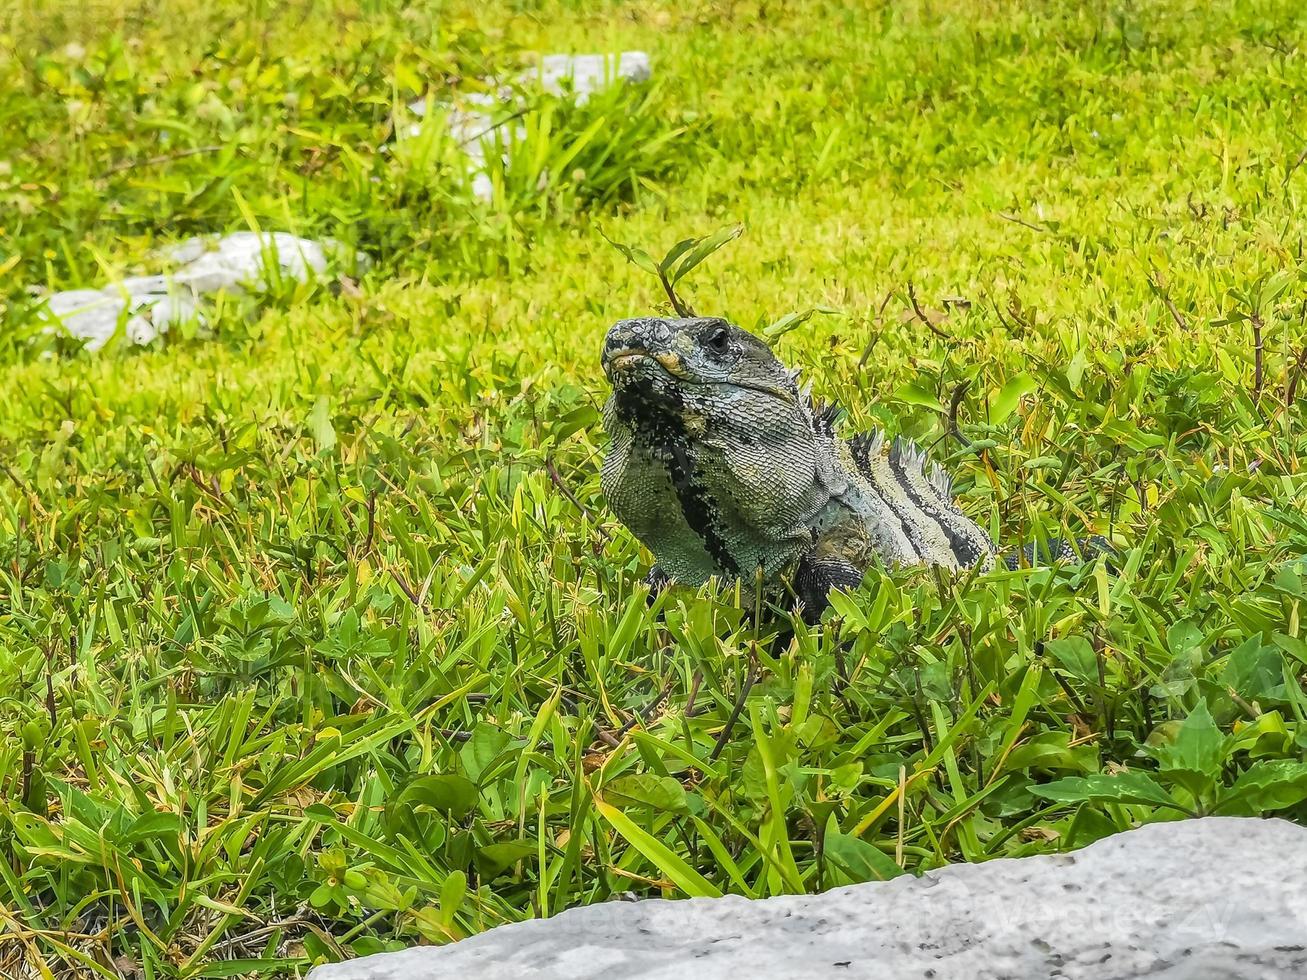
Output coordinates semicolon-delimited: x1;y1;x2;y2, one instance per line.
653;351;686;376
606;353;644;372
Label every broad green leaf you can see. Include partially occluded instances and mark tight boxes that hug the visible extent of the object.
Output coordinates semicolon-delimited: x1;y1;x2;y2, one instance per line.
893;379;945;412
1166;621;1204;656
1273;633;1307;665
1065;348;1088;390
438;870;467;925
824;586;868;629
265;595;296;624
1256;269;1295;308
1003;731;1096;774
1153;701;1223;779
121;811;183;843
603;773;688;812
1100;419;1168;451
657;237;699;276
308;395;336;451
666;224;743;286
1273;564;1307;599
989;373;1037;424
474;841;536;879
1226;711;1289;759
460;724;512;784
1217;760;1307;812
395;774;479;820
1030;772;1187;811
823;815;905;883
1044;636;1098;684
741;727;798;804
1221;636;1284;703
600;229;659;276
303;804;336;823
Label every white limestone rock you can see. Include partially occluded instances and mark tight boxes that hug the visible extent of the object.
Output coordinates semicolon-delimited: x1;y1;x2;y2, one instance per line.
406;52;652;200
530;52;652;100
308;817;1307;980
36;232;366;351
38;283;201;352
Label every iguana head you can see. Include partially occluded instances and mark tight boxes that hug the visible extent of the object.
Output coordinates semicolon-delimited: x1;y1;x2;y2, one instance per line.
601;316;801;428
600;316;836;586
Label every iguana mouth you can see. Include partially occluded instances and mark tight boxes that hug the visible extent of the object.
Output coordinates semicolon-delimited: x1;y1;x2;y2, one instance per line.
604;350;670;376
601;350;684;378
605;349;794;403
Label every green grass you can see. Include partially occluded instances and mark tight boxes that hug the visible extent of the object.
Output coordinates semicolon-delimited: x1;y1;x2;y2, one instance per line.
3;0;1307;975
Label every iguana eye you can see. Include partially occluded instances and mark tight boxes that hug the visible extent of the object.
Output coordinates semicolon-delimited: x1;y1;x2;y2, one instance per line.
703;324;730;354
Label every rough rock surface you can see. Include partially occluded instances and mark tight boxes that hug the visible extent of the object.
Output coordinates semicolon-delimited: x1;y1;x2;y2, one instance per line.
407;52;651;199
308;817;1307;980
37;232;365;351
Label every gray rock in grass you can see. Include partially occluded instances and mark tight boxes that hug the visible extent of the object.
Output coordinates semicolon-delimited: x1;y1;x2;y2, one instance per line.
307;816;1307;979
35;232;366;351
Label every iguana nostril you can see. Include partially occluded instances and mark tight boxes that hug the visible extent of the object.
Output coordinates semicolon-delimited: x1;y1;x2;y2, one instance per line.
604;325;636;355
605;317;674;355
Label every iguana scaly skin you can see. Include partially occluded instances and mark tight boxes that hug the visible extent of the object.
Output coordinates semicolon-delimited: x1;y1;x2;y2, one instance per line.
600;315;1105;618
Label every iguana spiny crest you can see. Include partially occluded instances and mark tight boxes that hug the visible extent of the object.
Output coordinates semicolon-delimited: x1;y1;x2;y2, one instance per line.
600;315;1002;615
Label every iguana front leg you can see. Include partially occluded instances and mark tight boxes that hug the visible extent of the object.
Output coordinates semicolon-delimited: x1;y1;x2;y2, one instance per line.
793;549;864;625
644;563;673;606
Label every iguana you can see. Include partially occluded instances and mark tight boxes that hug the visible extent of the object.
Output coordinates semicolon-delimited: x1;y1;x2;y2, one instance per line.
600;315;1109;619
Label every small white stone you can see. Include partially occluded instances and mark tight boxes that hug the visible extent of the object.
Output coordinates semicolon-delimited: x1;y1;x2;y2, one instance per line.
40;290;128;352
36;232;367;351
533;52;652;104
403;51;652;201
